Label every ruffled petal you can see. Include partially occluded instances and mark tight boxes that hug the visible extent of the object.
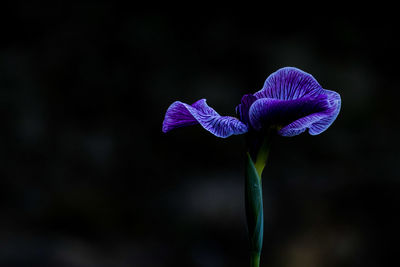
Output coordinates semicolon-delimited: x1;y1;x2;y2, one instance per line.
249;94;328;130
254;67;323;100
249;90;340;136
278;113;326;136
162;99;248;138
279;89;341;136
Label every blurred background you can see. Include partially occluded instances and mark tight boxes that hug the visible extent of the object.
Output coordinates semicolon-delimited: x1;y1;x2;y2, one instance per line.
1;4;399;267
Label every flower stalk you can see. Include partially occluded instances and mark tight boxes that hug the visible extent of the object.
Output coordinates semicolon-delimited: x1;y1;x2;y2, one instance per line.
245;134;271;267
250;251;261;267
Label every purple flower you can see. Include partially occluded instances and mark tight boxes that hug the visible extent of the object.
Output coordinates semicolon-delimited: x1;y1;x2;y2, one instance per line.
162;67;341;138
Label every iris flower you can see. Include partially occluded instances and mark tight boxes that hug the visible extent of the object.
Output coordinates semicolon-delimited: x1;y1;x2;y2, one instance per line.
162;67;341;267
162;67;340;139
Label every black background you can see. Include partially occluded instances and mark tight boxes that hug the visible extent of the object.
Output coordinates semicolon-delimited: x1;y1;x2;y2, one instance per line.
1;4;399;267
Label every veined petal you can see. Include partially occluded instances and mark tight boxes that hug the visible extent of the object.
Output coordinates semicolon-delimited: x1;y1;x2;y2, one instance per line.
235;94;257;126
162;99;248;138
279;90;341;136
249;90;340;136
249;94;329;131
278;113;326;136
254;67;323;100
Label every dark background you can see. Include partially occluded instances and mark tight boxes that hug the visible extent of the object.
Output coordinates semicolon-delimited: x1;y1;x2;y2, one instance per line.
1;4;399;267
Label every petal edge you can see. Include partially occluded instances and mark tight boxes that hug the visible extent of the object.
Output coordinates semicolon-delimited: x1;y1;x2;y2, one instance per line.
254;67;323;100
162;99;248;138
278;90;341;136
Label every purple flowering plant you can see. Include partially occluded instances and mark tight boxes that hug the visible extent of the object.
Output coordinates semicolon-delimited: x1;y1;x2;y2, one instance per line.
162;67;341;267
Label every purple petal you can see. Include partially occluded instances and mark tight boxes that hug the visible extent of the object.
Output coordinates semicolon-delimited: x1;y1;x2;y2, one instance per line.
162;99;248;138
254;67;323;100
249;90;341;136
279;89;341;136
235;94;257;126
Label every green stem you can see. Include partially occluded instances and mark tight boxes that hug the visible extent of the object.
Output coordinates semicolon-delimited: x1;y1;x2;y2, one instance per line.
245;133;273;267
250;251;260;267
245;153;263;263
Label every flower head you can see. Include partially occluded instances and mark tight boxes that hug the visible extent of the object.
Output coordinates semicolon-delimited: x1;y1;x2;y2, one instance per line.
162;67;341;138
